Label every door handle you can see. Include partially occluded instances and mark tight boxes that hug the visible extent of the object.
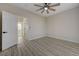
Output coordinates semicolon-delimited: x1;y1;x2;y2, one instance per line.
3;32;8;34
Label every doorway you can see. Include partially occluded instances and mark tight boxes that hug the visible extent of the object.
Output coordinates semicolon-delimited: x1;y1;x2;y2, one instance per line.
17;17;29;44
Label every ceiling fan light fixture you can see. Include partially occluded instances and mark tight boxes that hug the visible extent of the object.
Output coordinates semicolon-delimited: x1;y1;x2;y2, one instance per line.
44;7;48;10
34;3;60;14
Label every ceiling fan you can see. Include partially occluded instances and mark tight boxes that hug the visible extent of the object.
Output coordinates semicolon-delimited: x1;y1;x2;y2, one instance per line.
34;3;60;14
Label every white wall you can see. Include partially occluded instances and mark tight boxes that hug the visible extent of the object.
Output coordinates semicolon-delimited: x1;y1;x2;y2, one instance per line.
0;4;46;40
28;16;46;40
47;7;79;43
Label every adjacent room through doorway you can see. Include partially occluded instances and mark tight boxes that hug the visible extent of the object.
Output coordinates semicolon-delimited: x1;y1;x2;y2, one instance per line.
17;16;29;44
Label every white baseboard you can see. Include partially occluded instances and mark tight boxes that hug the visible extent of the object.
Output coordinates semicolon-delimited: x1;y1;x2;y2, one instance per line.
28;33;79;43
48;34;79;43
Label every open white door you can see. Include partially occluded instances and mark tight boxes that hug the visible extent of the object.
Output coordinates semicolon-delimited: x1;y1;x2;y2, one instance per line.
2;11;18;50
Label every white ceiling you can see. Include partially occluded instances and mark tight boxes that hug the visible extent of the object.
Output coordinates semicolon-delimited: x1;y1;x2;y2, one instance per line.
11;3;79;17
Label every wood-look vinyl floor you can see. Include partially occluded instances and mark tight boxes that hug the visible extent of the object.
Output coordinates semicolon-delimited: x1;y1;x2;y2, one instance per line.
0;37;79;56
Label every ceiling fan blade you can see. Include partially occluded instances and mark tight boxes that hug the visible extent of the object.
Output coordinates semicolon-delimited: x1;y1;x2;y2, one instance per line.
41;9;45;13
46;10;49;14
48;3;51;6
36;7;44;11
49;8;56;11
34;4;43;7
50;3;60;7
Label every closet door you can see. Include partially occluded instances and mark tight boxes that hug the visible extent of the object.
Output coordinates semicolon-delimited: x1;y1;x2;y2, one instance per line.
2;11;18;50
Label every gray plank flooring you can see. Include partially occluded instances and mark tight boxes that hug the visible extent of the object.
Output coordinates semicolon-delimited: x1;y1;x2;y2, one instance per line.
0;37;79;56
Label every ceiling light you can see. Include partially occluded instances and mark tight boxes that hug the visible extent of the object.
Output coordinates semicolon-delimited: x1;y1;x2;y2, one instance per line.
44;7;48;10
